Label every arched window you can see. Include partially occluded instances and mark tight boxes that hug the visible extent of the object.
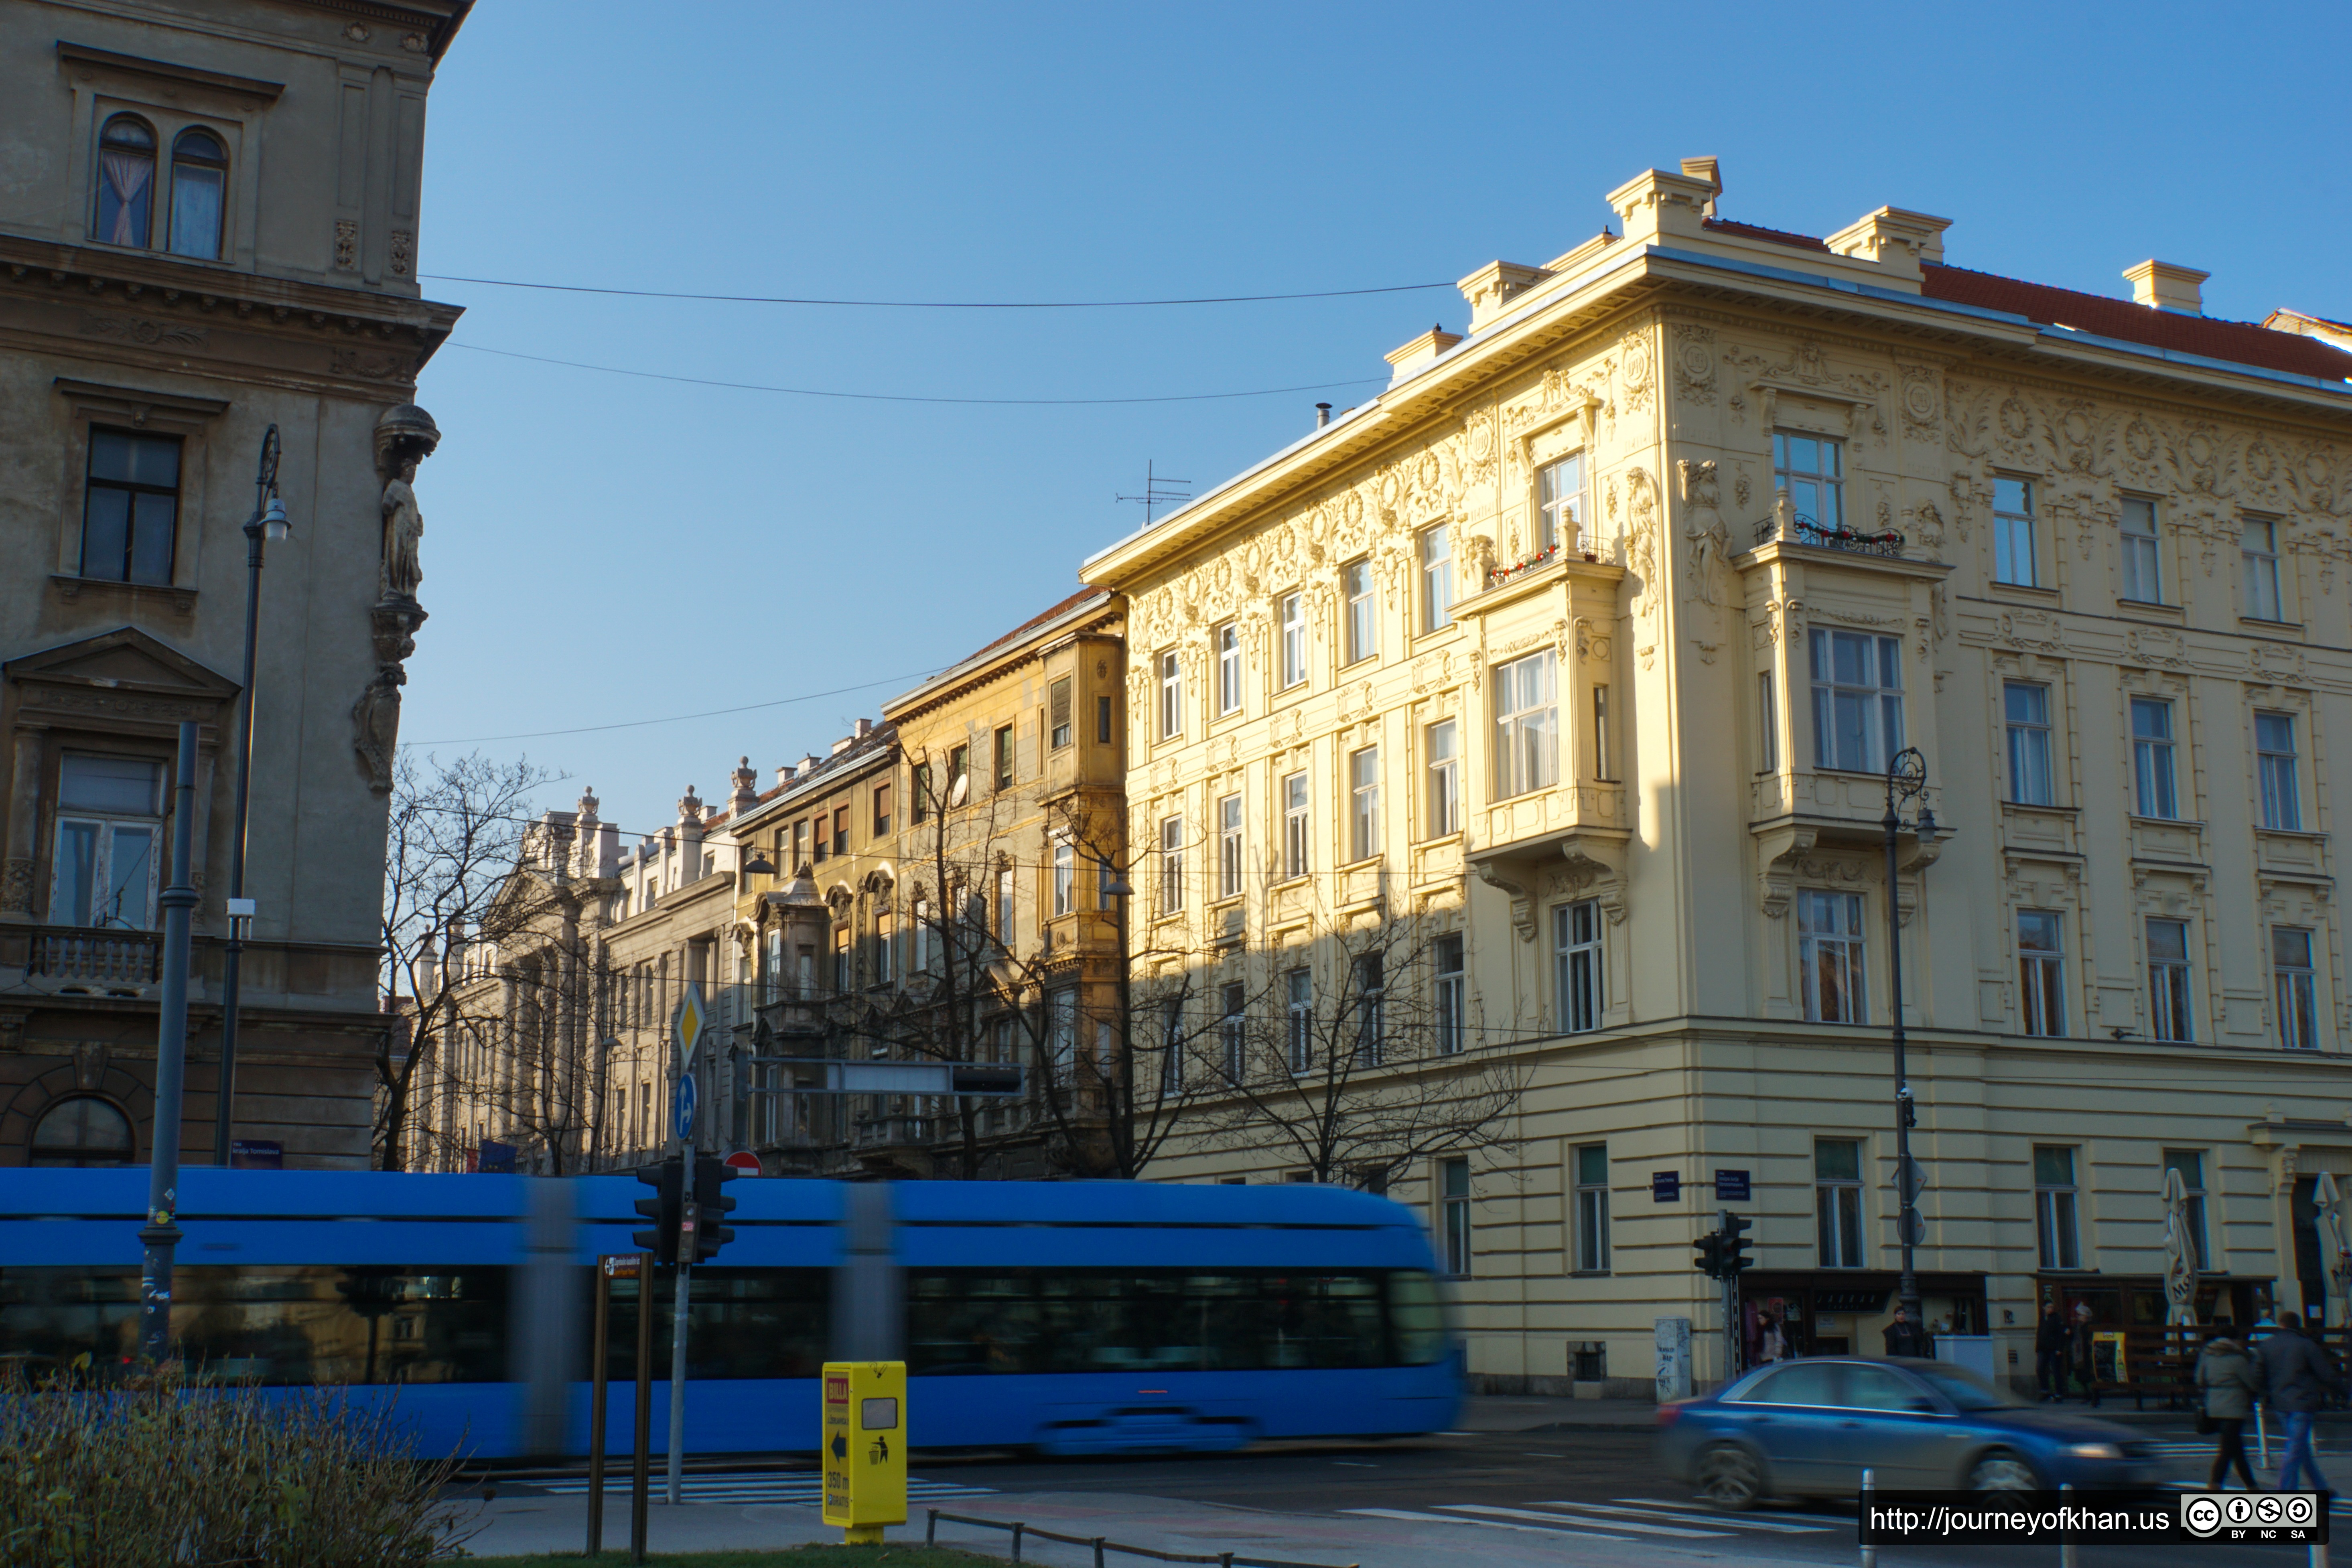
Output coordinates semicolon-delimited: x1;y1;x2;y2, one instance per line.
167;128;227;259
29;1096;135;1167
95;115;156;248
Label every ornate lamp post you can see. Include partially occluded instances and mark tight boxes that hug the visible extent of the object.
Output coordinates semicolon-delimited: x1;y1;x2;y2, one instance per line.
213;427;289;1166
1881;745;1938;1328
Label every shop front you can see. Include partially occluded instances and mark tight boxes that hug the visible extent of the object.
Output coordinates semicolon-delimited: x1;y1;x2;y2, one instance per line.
1739;1270;1988;1361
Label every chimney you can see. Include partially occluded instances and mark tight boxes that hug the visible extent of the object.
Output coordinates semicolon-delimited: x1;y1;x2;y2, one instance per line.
1315;402;1332;428
855;717;873;739
776;762;795;788
801;752;822;775
1383;324;1465;385
2125;260;2208;316
1678;156;1722;218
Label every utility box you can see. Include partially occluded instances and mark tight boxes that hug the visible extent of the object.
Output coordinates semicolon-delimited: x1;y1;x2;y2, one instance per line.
822;1360;906;1544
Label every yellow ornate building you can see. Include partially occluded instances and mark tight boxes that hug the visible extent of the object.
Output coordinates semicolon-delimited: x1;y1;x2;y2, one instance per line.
1083;159;2352;1393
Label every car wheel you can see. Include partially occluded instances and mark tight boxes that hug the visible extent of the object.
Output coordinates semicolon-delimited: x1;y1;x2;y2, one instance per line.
1695;1444;1766;1510
1967;1449;2040;1492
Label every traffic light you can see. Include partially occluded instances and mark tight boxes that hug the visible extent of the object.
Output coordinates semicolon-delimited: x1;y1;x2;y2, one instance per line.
633;1156;684;1265
690;1152;739;1264
1693;1228;1726;1279
1722;1211;1755;1277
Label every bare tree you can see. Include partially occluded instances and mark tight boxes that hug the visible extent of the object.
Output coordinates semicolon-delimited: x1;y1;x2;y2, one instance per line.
1186;908;1522;1190
374;750;560;1170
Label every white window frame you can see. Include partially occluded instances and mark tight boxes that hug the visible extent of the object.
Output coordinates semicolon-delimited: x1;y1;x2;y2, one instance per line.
1808;629;1904;774
2147;917;2194;1042
2275;926;2320;1050
1772;431;1843;532
2121;496;2163;604
1219;982;1246;1081
1159;815;1185;916
1798;889;1867;1024
1051;837;1074;917
1348;745;1380;863
2131;698;2180;819
1493;649;1559;799
2035;1145;2082;1270
1815;1139;1865;1269
1343;557;1377;665
1536;453;1586;555
2244;516;2284;621
1434;934;1464;1057
2017;908;2066;1037
49;755;166;930
1352;951;1383;1066
1282;771;1310;880
1285;967;1313;1073
2257;711;2302;831
1554;899;1602;1034
2163;1149;2210;1271
1440;1156;1472;1276
1573;1142;1610;1274
1420;523;1453;631
1158;649;1183;740
1993;475;2037;586
1216;621;1242;716
1425;718;1460;838
1216;792;1243;900
1278;592;1306;688
2005;681;2055;806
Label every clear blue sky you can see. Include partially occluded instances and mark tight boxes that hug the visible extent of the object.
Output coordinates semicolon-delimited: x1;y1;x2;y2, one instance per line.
401;0;2348;840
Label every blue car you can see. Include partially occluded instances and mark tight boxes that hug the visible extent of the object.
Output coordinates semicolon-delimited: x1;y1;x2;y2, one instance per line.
1654;1357;2159;1508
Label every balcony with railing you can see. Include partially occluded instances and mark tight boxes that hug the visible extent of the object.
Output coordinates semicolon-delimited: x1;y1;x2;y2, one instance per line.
1752;512;1905;559
10;925;163;994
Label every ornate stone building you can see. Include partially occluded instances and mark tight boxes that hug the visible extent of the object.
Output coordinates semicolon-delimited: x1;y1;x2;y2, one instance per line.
0;0;468;1168
1082;158;2352;1392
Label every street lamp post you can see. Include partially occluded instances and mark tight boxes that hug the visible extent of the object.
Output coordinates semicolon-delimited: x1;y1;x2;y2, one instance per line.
1101;864;1134;1167
213;426;289;1167
1881;746;1939;1329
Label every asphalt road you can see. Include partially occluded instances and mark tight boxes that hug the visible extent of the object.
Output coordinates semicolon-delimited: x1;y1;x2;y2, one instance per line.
499;1421;2342;1566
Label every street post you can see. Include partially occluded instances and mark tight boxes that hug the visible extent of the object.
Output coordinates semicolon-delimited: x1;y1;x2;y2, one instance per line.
137;721;199;1364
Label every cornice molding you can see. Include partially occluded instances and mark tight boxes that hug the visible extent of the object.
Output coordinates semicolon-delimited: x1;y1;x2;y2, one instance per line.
56;41;284;102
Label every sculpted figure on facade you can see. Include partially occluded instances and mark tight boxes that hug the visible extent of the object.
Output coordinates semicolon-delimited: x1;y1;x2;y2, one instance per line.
1677;458;1730;609
373;403;441;606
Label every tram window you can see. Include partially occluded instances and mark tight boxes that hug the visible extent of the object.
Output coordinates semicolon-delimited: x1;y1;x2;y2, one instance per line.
0;1266;508;1384
903;1268;1417;1375
600;1267;828;1383
1386;1270;1446;1365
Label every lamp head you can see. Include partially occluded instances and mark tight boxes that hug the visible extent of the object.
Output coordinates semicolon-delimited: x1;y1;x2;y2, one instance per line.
1915;805;1939;846
742;851;776;877
260;495;289;543
1102;875;1134;899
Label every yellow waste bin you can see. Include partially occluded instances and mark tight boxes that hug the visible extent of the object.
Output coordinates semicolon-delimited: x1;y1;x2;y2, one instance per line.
821;1360;906;1544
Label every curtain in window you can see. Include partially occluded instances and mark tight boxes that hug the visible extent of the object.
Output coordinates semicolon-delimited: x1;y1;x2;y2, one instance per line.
99;151;154;246
168;164;224;258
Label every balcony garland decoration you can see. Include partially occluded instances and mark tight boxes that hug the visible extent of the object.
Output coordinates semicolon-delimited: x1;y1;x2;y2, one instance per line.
1486;543;1561;587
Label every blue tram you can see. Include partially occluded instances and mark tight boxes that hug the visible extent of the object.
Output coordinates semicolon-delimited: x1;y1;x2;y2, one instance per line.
0;1170;1460;1460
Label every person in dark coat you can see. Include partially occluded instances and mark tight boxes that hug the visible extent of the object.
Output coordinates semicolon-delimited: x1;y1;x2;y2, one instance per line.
2034;1302;2070;1402
2195;1330;2265;1490
1883;1304;1928;1358
2069;1302;2102;1407
2258;1312;2344;1494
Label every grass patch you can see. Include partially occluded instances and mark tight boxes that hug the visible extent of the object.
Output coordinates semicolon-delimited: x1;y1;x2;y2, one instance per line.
464;1549;1006;1566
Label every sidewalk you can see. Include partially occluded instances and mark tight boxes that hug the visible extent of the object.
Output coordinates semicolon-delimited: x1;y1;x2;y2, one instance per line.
457;1489;1751;1568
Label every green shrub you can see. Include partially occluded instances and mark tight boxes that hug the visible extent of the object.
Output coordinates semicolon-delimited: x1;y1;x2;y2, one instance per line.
0;1369;473;1567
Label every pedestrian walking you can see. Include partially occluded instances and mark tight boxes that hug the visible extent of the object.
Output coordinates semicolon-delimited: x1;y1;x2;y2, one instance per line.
2035;1302;2070;1402
1755;1298;1792;1365
1883;1303;1928;1358
2070;1302;2102;1407
2195;1329;2265;1490
2257;1311;2344;1493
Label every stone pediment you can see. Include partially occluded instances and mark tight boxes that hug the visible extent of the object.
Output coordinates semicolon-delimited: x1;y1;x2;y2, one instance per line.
5;626;240;735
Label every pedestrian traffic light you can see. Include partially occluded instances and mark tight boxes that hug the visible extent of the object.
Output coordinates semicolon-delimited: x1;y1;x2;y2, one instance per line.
632;1156;684;1265
690;1152;739;1264
1694;1228;1726;1279
1723;1211;1755;1276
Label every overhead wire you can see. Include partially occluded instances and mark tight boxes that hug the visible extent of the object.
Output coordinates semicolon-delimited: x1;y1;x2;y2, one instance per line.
422;274;1453;309
399;669;945;746
443;342;1388;407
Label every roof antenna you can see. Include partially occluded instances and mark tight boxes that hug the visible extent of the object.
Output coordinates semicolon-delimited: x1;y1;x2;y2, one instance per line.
1116;459;1191;526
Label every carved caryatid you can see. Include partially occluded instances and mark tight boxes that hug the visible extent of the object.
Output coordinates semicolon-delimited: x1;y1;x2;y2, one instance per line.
1678;458;1730;610
351;663;405;795
373;403;440;607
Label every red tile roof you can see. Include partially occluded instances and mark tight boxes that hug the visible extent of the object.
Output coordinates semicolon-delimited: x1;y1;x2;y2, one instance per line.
1923;265;2352;382
1694;216;2351;382
956;586;1106;667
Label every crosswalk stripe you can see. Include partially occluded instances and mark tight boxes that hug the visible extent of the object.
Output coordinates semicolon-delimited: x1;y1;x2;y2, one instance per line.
1438;1503;1724;1538
1341;1508;1633;1542
1588;1499;1833;1533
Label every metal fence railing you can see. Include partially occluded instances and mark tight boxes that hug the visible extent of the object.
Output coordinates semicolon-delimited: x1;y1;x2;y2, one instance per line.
926;1508;1358;1568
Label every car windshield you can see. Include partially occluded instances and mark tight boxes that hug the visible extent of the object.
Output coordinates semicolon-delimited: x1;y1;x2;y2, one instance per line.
1905;1362;2013;1411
